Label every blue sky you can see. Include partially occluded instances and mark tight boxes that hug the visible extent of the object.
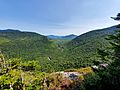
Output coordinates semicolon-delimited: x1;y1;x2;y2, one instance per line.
0;0;120;35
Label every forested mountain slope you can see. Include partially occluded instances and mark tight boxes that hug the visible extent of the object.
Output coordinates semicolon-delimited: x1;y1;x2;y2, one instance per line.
0;25;120;72
0;29;50;59
65;25;120;67
0;30;67;72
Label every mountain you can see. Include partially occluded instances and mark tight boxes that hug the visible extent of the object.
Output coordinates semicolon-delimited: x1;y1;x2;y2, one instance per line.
0;29;50;58
68;25;118;47
47;34;77;40
47;35;62;39
65;25;120;67
0;29;80;72
0;29;68;72
62;34;77;39
0;25;120;72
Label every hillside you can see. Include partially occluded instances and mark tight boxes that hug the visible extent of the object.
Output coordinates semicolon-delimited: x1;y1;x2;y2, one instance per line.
65;25;120;67
0;29;67;72
0;29;50;59
0;25;120;72
0;26;120;90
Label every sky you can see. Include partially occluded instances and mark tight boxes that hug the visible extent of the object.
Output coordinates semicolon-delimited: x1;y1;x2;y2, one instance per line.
0;0;120;35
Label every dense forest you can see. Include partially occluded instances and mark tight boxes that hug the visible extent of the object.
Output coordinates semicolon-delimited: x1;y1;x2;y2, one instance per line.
0;18;120;89
69;25;120;90
0;25;119;72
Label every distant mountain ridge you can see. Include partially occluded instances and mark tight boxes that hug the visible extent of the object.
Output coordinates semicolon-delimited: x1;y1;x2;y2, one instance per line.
0;29;20;32
69;25;118;47
47;34;77;40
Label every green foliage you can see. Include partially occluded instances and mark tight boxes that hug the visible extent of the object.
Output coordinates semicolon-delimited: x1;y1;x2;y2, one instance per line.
65;26;118;68
96;48;109;63
0;30;69;72
0;27;119;72
80;29;120;90
0;53;46;89
0;26;120;89
22;61;41;71
84;73;102;90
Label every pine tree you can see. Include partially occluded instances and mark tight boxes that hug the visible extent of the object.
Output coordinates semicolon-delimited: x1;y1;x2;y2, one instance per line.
99;13;120;90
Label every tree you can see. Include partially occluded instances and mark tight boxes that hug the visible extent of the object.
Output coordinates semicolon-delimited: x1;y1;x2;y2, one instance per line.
95;13;120;90
75;13;120;90
97;48;108;63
